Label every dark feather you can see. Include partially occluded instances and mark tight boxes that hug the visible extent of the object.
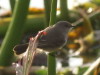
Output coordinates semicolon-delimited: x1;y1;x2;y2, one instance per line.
13;21;73;55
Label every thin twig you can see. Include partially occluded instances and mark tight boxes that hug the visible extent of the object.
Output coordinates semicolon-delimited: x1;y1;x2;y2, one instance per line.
83;57;100;75
73;10;100;26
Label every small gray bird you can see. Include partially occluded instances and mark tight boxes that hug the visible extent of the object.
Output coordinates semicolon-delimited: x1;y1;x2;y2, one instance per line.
14;21;74;55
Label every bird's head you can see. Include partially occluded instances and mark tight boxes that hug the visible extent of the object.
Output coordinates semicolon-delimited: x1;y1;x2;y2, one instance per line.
55;21;75;31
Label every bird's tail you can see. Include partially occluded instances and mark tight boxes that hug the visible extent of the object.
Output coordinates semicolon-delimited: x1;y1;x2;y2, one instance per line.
13;43;29;55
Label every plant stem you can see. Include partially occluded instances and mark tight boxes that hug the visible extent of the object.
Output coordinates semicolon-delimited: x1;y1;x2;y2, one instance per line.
48;0;57;75
49;0;57;25
48;53;56;75
0;0;30;66
9;0;15;12
44;0;51;26
60;0;69;20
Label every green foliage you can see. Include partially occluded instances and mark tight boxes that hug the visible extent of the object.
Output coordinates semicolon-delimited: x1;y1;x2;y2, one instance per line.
91;0;100;6
0;15;44;36
9;0;15;12
59;0;69;20
0;0;30;66
44;0;51;26
78;67;89;75
35;69;47;75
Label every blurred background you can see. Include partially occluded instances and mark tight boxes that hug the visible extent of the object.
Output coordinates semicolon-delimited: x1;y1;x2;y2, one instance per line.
0;0;100;75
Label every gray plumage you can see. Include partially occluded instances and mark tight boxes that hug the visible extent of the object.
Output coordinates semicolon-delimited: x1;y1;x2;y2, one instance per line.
14;21;74;55
38;21;72;51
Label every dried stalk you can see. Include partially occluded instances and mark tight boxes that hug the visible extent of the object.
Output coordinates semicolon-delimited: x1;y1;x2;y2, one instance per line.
83;57;100;75
14;31;44;75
